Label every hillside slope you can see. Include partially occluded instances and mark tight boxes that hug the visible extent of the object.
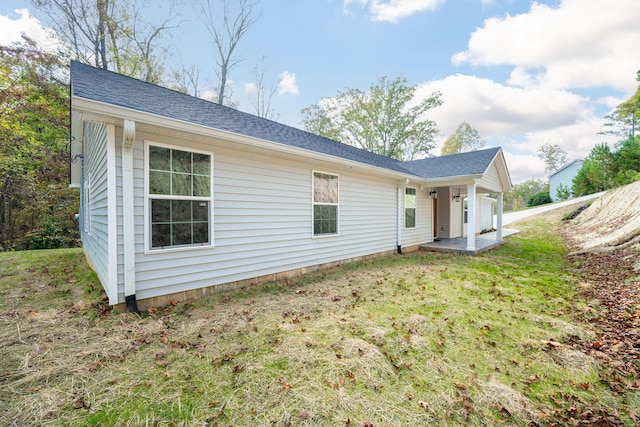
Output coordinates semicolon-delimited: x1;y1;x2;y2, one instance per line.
566;180;640;268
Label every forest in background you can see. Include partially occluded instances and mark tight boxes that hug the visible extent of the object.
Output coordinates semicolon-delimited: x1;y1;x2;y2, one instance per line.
1;39;77;250
1;2;639;248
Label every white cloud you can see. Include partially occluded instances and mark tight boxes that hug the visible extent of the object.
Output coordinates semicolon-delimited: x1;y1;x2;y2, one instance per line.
452;0;640;93
413;74;619;182
202;90;218;102
244;82;257;94
416;74;588;140
0;9;62;51
277;71;300;95
502;151;546;184
343;0;444;23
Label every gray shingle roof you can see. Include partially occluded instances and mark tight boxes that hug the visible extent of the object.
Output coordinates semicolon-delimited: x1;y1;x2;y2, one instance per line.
71;61;415;175
71;61;503;182
403;147;501;179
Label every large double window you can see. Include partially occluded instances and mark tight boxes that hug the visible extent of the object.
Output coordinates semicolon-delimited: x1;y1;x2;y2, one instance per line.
313;171;339;236
147;144;213;250
405;187;416;228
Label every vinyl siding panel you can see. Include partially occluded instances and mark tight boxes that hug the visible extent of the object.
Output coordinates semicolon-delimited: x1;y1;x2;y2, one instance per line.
450;196;463;238
478;164;501;193
122;130;401;302
479;198;495;231
80;122;112;300
402;187;433;247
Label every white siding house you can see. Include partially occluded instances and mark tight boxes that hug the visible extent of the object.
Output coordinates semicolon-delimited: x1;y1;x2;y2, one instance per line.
70;62;512;311
549;160;583;202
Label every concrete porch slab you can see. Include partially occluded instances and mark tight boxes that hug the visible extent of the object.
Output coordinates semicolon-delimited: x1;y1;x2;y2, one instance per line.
420;228;519;255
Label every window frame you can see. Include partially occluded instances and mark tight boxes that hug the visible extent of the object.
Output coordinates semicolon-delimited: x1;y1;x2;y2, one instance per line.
311;170;339;238
144;141;214;253
405;186;417;229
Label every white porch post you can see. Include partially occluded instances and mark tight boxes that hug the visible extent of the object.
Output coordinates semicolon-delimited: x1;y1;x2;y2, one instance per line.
466;182;476;251
496;191;503;242
122;120;137;310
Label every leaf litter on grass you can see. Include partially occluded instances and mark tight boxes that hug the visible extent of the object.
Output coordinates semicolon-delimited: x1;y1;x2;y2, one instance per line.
1;204;639;425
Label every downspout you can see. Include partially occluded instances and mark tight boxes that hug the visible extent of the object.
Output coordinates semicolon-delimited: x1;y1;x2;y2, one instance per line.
122;120;139;313
397;178;409;254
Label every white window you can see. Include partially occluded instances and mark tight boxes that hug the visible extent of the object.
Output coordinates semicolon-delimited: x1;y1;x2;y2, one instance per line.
146;143;213;250
405;187;416;228
313;171;338;236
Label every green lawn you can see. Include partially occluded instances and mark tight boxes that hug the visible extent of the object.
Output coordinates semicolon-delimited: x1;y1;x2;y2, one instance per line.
0;209;636;426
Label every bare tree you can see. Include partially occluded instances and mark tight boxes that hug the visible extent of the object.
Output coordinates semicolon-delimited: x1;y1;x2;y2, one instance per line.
247;57;279;120
31;0;111;68
30;0;180;82
171;64;204;97
198;0;259;106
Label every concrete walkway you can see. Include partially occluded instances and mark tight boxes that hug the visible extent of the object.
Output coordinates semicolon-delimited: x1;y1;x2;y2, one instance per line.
421;192;606;256
501;191;606;226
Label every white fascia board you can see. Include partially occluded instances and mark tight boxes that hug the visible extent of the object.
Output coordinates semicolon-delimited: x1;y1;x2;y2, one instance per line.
426;174;484;187
482;148;512;192
495;150;513;191
72;96;421;183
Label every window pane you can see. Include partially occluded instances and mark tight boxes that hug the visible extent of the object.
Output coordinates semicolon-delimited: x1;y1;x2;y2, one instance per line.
151;199;171;223
152;224;170;248
314;204;337;235
192;222;209;244
405;208;416;228
172;223;192;246
192;152;211;175
172;149;192;173
193;201;209;222
314;172;338;203
172;200;191;222
193;175;210;197
172;173;191;196
405;188;416;209
149;170;171;195
149;146;170;171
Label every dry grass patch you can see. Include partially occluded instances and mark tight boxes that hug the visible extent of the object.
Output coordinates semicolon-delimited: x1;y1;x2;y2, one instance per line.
1;215;637;426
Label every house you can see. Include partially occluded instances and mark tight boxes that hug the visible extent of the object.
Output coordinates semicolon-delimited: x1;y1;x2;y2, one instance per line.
549;160;583;201
69;61;512;312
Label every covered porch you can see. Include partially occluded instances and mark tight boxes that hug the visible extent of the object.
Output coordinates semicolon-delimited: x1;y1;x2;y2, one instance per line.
403;147;513;256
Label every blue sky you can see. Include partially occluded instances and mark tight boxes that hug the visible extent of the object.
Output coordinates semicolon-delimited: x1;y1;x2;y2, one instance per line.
2;0;639;182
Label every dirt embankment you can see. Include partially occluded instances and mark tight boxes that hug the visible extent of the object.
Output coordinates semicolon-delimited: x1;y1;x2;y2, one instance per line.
566;180;640;269
561;181;640;403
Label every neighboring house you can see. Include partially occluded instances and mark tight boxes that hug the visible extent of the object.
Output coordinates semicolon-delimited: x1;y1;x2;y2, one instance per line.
549;160;583;201
70;61;513;312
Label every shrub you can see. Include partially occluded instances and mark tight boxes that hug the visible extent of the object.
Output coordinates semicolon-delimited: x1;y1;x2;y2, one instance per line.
555;184;571;201
27;221;66;249
527;192;552;207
